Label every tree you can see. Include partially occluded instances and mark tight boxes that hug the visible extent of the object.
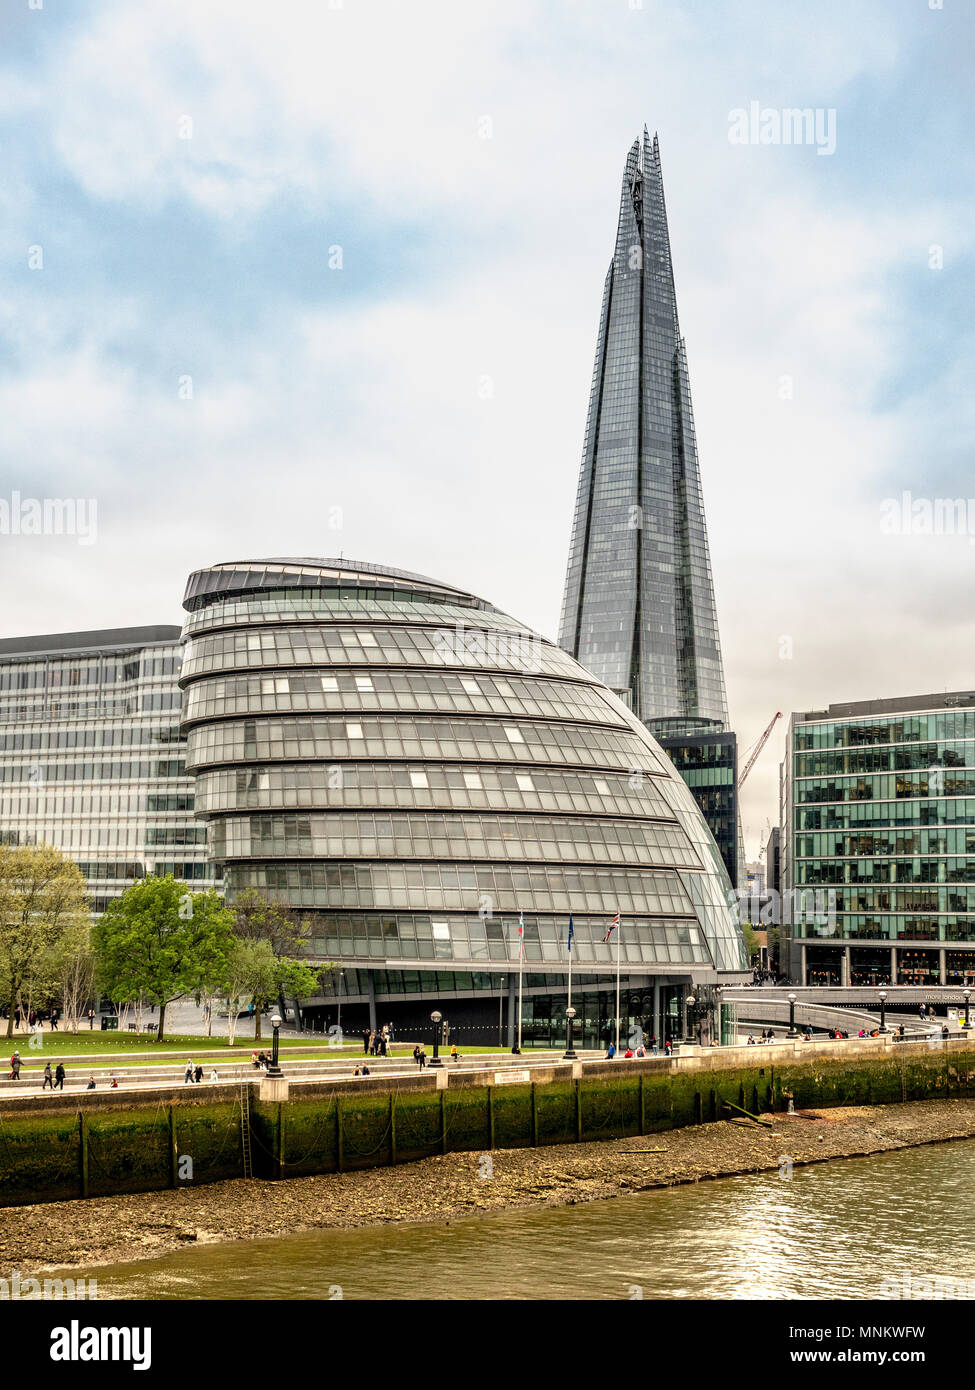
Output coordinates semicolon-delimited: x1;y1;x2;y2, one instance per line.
60;939;96;1033
232;889;308;953
0;845;90;1039
230;889;313;1038
221;937;322;1045
92;876;234;1041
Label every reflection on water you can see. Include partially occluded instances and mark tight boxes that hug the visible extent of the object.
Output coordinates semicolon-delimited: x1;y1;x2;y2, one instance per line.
69;1140;975;1301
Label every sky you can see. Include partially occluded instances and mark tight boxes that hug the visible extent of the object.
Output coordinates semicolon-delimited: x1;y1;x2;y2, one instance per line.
1;0;973;855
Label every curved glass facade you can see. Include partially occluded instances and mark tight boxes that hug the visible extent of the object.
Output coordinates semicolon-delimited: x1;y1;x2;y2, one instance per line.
180;557;747;1036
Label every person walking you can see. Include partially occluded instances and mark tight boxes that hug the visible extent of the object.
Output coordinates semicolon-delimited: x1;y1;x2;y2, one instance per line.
362;1029;371;1056
9;1051;21;1081
50;1008;59;1032
194;1065;204;1084
54;1062;65;1091
412;1044;421;1068
417;1046;427;1070
184;1059;195;1084
606;1041;616;1060
87;1007;96;1030
86;1075;96;1091
42;1061;53;1090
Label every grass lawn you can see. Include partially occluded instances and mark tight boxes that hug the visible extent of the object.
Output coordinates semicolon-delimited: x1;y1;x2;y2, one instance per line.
0;1031;325;1058
0;1034;560;1069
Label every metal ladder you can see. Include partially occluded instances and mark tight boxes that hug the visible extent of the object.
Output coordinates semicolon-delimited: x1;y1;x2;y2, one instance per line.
239;1081;254;1179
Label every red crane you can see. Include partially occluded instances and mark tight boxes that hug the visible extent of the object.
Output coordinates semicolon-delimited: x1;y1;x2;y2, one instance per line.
737;711;782;789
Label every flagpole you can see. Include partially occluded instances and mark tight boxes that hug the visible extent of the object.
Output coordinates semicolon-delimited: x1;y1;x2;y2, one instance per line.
567;915;573;1012
615;913;621;1052
516;912;524;1053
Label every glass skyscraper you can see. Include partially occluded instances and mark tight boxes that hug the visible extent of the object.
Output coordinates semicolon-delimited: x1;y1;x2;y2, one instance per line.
558;130;738;883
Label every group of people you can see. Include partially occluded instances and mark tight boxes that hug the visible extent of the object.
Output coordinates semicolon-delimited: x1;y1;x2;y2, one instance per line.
362;1024;394;1057
3;1007;61;1031
605;1037;662;1059
184;1059;218;1083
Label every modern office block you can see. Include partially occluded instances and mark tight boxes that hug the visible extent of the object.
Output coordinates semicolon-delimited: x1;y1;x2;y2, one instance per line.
780;691;975;985
0;626;213;911
180;556;748;1044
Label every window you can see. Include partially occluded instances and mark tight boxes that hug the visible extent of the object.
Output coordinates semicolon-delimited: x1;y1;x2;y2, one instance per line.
464;772;483;789
504;726;525;743
516;774;534;792
346;723;363;740
461;679;480;695
321;677;338;691
409;771;429;788
355;676;374;692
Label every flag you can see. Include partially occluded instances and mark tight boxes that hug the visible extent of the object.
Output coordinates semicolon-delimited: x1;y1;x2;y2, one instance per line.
566;915;575;953
517;911;525;961
603;911;621;944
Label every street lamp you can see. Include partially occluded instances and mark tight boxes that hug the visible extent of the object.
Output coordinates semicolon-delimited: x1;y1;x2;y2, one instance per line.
429;1009;444;1068
685;993;696;1044
878;989;889;1034
964;989;972;1030
266;1012;284;1078
787;991;798;1038
563;1005;577;1060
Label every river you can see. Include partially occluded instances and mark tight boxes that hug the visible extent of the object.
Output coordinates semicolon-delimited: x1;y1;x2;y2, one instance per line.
65;1138;973;1300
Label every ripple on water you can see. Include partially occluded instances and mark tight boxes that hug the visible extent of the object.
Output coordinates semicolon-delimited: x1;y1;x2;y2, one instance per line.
66;1140;975;1301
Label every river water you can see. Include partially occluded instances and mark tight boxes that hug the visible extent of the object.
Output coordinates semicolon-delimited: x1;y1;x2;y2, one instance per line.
72;1140;974;1300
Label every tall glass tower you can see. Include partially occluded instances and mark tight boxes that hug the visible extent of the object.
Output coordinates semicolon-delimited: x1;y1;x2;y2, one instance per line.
559;130;739;886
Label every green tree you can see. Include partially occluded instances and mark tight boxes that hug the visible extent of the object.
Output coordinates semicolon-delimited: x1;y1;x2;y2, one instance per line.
92;876;234;1041
231;889;317;1038
0;845;90;1039
743;922;761;965
221;937;322;1045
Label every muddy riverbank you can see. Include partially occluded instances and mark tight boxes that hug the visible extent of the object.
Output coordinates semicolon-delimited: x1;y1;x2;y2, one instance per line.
5;1097;974;1276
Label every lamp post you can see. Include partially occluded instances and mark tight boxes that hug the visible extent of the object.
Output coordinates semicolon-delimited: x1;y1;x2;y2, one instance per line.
787;991;798;1038
685;993;696;1045
878;989;889;1034
563;1005;577;1061
429;1009;444;1068
964;989;972;1030
266;1012;284;1078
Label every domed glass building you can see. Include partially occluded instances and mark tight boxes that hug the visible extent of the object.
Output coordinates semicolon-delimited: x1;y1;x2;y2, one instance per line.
180;558;747;1047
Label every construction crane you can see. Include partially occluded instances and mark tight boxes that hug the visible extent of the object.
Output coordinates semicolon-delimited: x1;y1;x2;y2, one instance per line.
737;711;782;789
